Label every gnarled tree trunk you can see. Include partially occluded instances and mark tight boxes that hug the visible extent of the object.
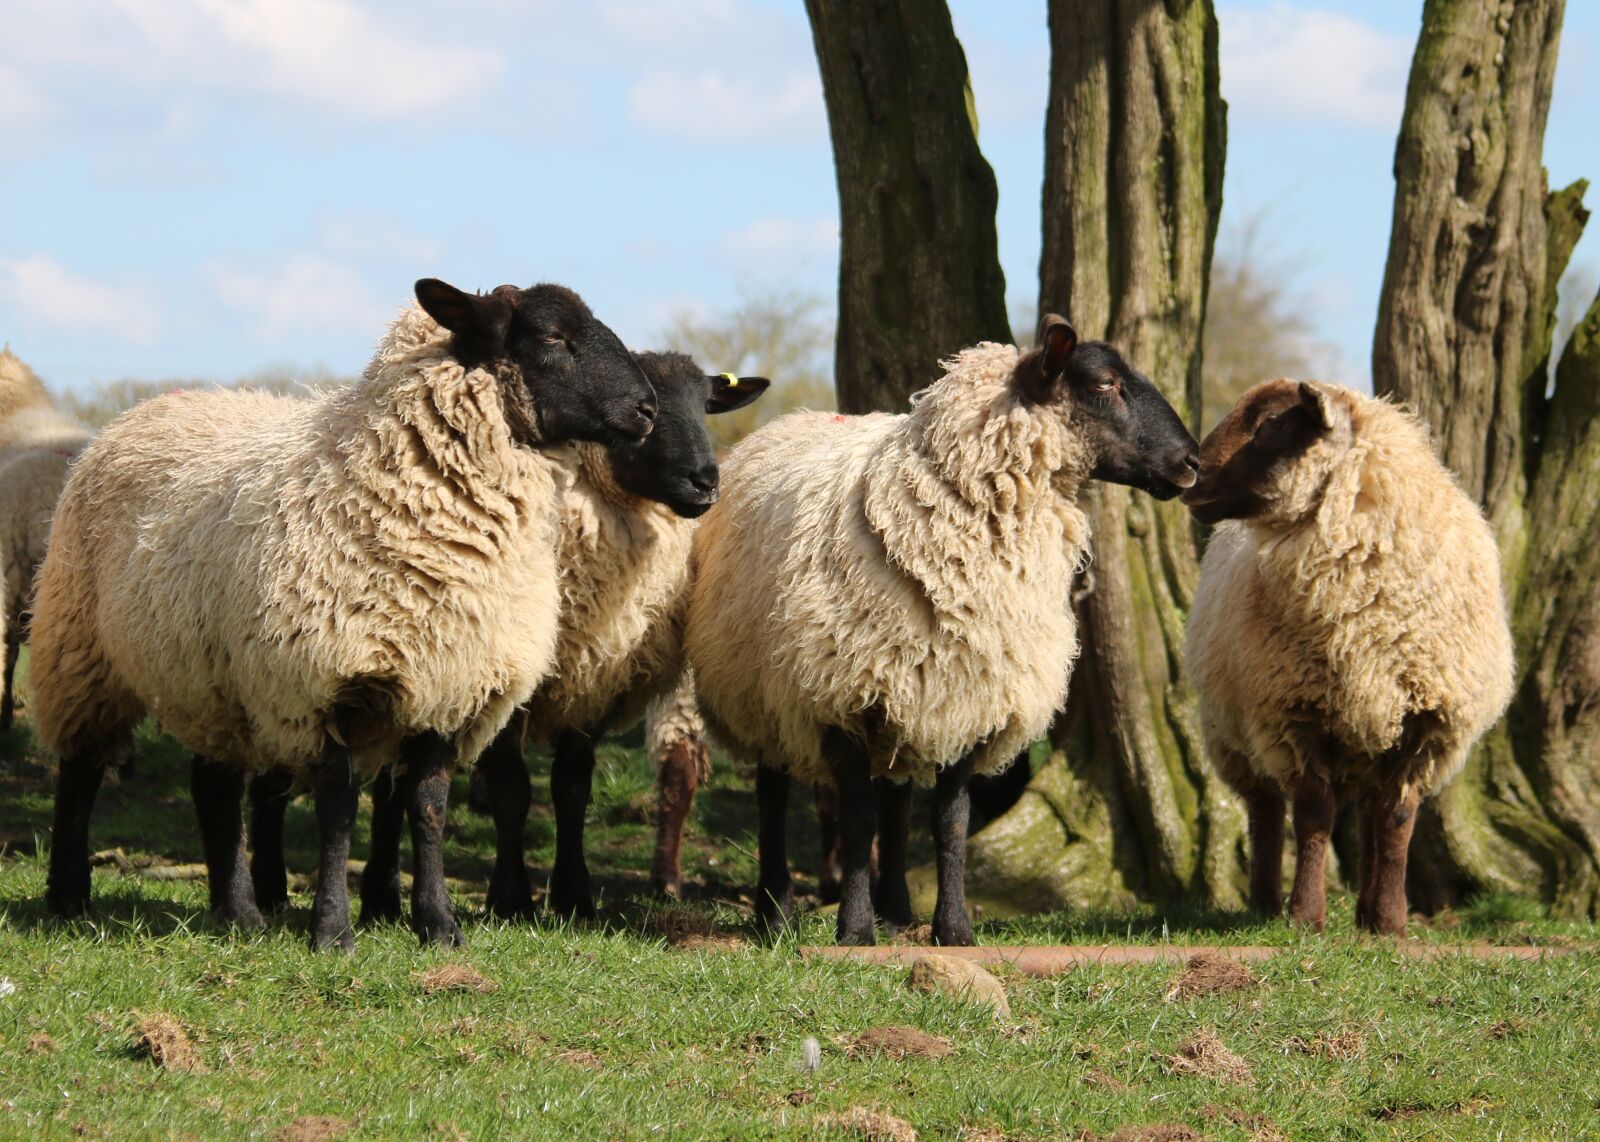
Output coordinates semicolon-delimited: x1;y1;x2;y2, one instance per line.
805;0;1013;412
966;0;1240;913
1373;0;1600;916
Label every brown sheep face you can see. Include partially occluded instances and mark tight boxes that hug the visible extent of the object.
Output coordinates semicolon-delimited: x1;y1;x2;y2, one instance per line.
1181;379;1333;525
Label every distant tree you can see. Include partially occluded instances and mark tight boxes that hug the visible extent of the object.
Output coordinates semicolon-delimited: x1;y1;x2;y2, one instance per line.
658;289;835;450
59;367;349;429
1201;215;1339;430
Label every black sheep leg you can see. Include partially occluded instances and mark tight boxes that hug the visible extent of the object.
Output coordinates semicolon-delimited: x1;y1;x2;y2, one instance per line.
0;633;19;730
309;740;360;952
873;777;914;930
46;745;113;916
247;766;294;914
930;753;975;946
548;728;597;920
359;765;406;924
481;723;535;919
191;755;263;929
403;732;463;946
754;763;794;934
826;728;878;946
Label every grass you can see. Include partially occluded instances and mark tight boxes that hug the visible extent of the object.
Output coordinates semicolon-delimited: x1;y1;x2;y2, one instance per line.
0;679;1597;1138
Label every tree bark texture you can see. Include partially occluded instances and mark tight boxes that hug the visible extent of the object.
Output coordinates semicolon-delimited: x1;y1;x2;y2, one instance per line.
1372;0;1600;915
966;0;1239;912
805;0;1014;413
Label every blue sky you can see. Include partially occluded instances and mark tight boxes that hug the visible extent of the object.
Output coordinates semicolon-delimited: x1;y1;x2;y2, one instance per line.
1;0;1595;392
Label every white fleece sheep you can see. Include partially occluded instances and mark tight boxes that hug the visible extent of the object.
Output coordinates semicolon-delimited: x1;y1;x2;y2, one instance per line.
0;348;93;723
645;670;707;782
1184;379;1514;933
686;342;1091;791
31;303;561;775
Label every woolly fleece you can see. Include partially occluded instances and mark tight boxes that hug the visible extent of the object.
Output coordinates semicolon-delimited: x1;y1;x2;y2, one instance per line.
29;305;566;775
1186;383;1514;799
685;342;1092;787
646;671;708;782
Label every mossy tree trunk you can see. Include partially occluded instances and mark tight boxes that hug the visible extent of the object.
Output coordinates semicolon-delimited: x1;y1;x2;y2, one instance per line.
1372;0;1600;916
966;0;1239;913
804;0;1013;413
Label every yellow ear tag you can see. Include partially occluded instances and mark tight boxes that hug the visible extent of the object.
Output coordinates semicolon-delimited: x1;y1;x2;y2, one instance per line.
720;371;739;387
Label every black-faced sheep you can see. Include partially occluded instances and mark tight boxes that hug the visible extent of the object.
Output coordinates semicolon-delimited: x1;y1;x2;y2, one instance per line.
685;319;1200;945
1183;379;1514;933
0;348;93;728
34;279;657;950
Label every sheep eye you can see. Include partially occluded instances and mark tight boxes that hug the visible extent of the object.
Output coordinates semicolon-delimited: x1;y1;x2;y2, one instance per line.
1092;376;1118;393
541;333;568;348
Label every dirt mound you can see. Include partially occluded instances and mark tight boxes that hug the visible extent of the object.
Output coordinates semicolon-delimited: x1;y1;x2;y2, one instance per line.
274;1117;352;1141
823;1106;918;1141
131;1013;206;1073
1164;1029;1251;1085
1166;953;1258;1001
846;1027;953;1060
1285;1025;1364;1060
414;964;498;994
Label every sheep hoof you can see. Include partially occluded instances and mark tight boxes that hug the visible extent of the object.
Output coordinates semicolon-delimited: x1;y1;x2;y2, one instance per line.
310;926;355;953
931;916;975;948
216;904;266;932
548;884;596;922
359;890;404;927
755;888;795;938
415;918;466;948
484;887;535;921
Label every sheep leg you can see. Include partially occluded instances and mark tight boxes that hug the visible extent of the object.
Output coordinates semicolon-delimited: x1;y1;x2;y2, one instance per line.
826;729;878;946
873;778;914;931
1361;780;1420;935
309;741;360;952
1354;792;1379;930
548;728;597;920
404;732;464;947
1243;784;1286;917
46;746;113;916
190;755;264;930
0;631;19;731
813;781;843;904
754;763;795;934
359;765;406;924
248;766;294;914
481;725;536;919
650;736;705;899
1286;771;1336;933
930;754;976;946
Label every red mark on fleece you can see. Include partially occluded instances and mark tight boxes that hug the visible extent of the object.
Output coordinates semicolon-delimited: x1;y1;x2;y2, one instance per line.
53;449;74;457
834;414;847;423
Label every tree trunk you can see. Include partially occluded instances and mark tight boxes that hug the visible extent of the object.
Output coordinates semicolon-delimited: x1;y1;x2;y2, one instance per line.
1373;0;1600;916
966;0;1240;913
804;0;1013;413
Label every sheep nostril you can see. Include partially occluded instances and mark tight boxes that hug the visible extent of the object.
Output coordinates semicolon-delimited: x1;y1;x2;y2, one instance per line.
690;465;719;495
636;399;657;425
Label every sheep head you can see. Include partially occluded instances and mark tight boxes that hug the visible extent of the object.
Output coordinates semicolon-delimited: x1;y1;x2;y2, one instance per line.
414;277;658;449
1012;314;1199;500
1182;378;1339;525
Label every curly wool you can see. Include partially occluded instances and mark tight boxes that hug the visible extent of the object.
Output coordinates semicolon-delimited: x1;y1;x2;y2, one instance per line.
0;349;93;657
520;442;694;741
1186;383;1514;799
686;343;1093;787
645;670;708;782
30;305;565;775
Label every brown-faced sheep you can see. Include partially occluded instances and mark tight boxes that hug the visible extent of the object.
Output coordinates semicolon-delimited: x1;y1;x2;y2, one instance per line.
685;319;1199;945
0;348;93;728
1183;379;1514;934
34;279;656;950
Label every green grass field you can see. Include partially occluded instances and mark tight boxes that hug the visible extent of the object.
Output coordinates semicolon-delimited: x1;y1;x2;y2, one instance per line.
0;687;1596;1139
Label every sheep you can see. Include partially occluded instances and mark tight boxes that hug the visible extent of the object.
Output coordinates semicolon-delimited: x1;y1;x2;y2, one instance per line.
1182;379;1515;934
0;348;93;728
352;352;768;921
684;318;1200;945
34;278;658;950
645;670;711;898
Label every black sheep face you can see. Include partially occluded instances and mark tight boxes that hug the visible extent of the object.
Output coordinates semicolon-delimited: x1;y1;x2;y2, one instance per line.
607;351;770;518
415;277;657;448
1010;315;1199;500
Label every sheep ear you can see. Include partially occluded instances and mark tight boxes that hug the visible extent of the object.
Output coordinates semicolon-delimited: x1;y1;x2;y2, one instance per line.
1038;314;1077;377
415;278;514;354
706;373;771;414
1297;381;1333;429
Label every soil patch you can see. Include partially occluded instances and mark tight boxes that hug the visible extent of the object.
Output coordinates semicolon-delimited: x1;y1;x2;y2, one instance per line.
131;1013;206;1073
274;1117;352;1141
1166;953;1258;1001
414;964;498;995
823;1106;918;1141
1164;1029;1251;1085
846;1027;953;1060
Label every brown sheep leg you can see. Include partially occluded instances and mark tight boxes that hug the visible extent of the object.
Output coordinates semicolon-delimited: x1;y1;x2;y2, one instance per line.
1361;780;1421;935
404;731;464;947
931;753;976;946
480;725;535;919
826;728;879;946
248;766;294;914
548;728;597;920
190;755;264;930
754;762;795;934
1243;785;1286;917
358;765;405;924
1286;772;1336;932
650;736;706;898
309;740;360;952
874;777;914;930
814;780;843;904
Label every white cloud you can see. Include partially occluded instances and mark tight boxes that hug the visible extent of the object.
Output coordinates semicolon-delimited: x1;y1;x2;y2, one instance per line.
1219;4;1410;129
721;215;838;263
0;255;162;344
630;70;824;144
208;252;387;340
316;212;444;267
